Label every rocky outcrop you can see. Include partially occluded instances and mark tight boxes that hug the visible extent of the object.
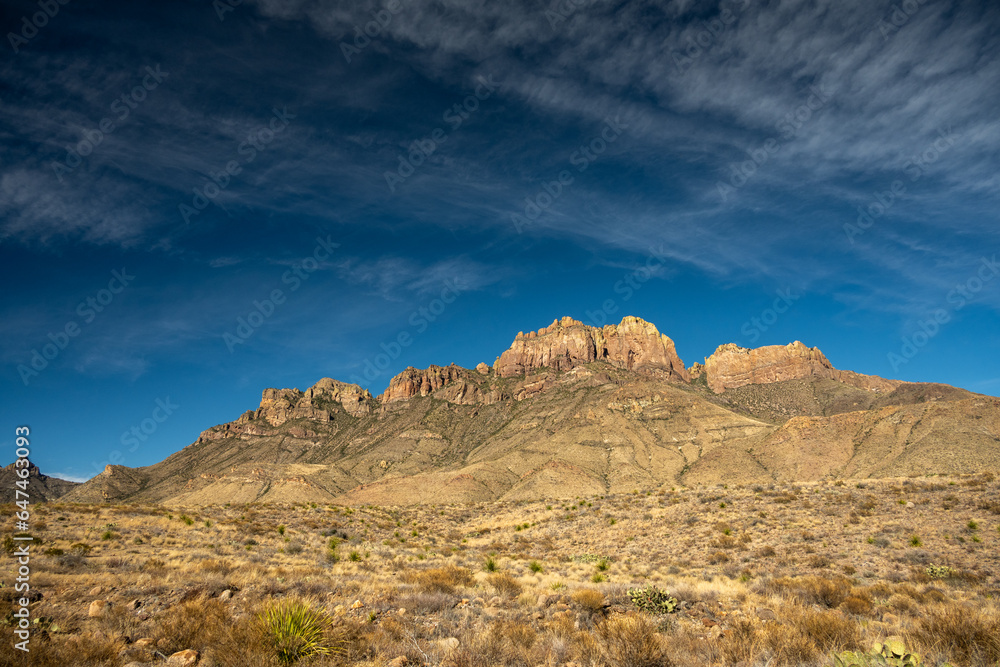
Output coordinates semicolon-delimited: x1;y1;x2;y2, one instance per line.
702;342;901;394
0;460;79;502
305;378;373;417
382;364;466;402
381;364;490;405
493;316;689;381
246;378;374;426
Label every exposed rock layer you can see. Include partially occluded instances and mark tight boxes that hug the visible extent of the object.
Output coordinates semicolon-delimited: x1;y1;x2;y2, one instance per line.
494;316;689;381
702;342;901;394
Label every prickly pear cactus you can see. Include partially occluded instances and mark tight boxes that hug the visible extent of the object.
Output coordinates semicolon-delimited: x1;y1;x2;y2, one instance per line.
627;585;678;614
832;636;954;667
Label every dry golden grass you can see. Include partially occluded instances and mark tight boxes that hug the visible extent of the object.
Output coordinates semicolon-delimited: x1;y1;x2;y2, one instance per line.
1;473;999;666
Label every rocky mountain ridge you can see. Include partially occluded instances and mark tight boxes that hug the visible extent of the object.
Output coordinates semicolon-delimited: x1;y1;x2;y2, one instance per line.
52;315;1000;506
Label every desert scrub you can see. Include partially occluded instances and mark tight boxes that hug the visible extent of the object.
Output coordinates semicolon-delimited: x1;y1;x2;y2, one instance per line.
487;572;523;598
926;565;955;579
259;597;338;664
573;553;613;564
628;585;678;614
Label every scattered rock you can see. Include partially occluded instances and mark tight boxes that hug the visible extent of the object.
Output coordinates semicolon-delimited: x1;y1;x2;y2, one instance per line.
439;637;460;652
701;618;718;628
166;649;200;666
89;586;103;596
388;657;408;667
755;608;776;621
219;589;233;601
905;501;915;508
397;607;406;615
351;599;364;609
134;638;156;648
88;600;111;618
536;594;550;608
127;599;142;610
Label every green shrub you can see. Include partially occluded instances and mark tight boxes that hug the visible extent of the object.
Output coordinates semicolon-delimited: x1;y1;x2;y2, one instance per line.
529;560;543;573
627;585;678;614
259;598;338;664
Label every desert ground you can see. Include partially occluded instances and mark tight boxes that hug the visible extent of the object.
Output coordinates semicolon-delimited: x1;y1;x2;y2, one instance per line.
3;473;999;667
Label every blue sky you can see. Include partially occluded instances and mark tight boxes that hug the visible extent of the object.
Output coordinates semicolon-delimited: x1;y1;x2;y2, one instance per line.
2;0;999;482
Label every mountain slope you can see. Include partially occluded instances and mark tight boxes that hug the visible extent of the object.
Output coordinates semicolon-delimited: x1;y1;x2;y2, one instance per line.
62;316;1000;506
0;461;79;502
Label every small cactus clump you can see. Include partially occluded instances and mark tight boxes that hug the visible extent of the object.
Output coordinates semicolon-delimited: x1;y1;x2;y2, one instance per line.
832;636;953;667
925;564;954;579
627;585;678;614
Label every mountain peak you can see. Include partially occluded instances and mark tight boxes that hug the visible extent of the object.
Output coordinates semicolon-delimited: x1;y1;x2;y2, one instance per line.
495;315;688;381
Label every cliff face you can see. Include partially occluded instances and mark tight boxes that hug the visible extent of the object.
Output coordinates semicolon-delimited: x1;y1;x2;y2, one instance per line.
249;378;373;426
493;316;689;381
380;364;483;404
702;342;901;394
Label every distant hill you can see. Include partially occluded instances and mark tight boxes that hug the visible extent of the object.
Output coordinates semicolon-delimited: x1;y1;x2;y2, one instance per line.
0;460;79;503
62;316;1000;506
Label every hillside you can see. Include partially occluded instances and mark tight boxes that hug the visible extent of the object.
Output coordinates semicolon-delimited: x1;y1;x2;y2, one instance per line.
0;460;79;503
61;316;1000;506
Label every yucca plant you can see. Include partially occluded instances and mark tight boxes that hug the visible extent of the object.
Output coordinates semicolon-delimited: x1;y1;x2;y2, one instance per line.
259;598;338;664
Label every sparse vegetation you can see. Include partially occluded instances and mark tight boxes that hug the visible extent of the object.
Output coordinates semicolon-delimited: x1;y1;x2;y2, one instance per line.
4;476;999;666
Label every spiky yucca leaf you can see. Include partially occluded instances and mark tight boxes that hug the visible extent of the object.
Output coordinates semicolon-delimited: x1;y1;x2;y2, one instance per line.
259;598;338;664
